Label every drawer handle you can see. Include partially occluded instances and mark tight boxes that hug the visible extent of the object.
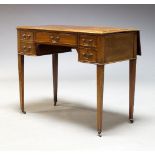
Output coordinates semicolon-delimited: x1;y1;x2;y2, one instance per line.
22;34;31;39
22;34;26;39
22;45;26;49
82;38;93;46
22;45;32;52
50;35;60;43
27;34;31;39
82;53;93;59
50;36;54;39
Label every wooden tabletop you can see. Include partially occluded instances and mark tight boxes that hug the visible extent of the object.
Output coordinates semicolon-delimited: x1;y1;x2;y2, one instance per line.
16;25;138;34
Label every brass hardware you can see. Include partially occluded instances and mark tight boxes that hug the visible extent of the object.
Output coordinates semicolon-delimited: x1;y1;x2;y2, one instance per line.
22;45;27;52
82;38;93;46
22;34;31;40
82;38;85;42
55;36;60;40
50;36;54;39
51;39;57;44
50;35;60;44
27;34;31;38
83;52;93;59
22;34;26;39
22;46;27;51
22;45;31;52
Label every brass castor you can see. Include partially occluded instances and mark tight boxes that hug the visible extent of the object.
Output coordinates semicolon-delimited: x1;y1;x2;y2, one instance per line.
98;131;102;137
54;102;57;106
22;110;26;114
129;118;134;123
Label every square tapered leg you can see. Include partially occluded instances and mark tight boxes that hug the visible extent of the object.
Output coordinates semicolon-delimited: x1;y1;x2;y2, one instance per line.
18;54;26;114
129;59;137;123
52;53;58;106
97;65;104;137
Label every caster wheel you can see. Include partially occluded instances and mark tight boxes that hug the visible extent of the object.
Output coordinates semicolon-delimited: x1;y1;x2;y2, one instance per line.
129;119;134;123
22;111;26;114
98;131;102;137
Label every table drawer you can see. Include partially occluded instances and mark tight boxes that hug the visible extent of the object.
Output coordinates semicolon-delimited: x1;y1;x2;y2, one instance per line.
79;34;97;47
20;31;34;41
78;47;97;63
35;31;77;46
19;42;35;55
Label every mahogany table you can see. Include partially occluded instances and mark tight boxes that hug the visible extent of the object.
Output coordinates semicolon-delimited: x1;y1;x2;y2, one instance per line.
17;25;141;136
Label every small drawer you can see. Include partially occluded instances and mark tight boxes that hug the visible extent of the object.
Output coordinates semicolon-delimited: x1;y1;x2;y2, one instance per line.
35;31;77;46
19;42;35;55
20;31;33;41
79;47;97;63
79;34;97;47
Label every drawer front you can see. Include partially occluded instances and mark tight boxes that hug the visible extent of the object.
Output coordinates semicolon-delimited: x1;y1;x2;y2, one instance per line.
35;31;50;42
35;31;77;46
58;33;77;46
20;31;34;41
79;34;97;47
79;47;97;63
19;42;35;55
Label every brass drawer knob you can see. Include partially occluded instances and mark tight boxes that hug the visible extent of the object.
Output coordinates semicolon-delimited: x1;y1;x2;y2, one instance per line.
22;46;26;49
22;46;27;52
22;34;26;39
82;38;85;42
88;39;93;43
27;34;31;38
50;36;54;39
55;36;60;40
22;45;32;52
51;39;58;44
22;34;31;40
82;53;93;59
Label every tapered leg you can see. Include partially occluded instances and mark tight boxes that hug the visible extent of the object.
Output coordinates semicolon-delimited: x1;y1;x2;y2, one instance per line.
52;53;58;106
97;65;104;137
18;54;26;114
129;59;137;123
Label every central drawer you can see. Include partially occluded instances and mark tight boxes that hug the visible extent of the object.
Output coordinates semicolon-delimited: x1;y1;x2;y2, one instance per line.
35;31;77;46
